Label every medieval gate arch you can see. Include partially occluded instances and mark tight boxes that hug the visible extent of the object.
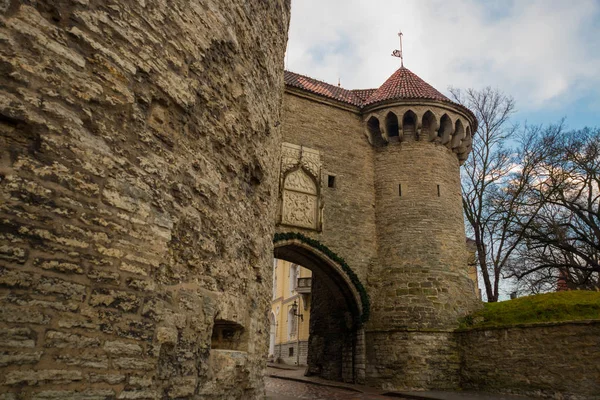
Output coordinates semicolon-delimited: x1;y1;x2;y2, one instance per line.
277;67;481;388
274;234;367;383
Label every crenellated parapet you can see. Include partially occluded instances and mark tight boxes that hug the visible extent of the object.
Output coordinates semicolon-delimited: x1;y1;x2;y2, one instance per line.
363;101;475;164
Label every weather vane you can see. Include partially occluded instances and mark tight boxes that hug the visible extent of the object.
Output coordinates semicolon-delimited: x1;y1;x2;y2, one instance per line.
391;30;404;67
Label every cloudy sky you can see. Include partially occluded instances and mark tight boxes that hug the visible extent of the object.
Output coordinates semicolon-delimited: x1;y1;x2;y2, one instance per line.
285;0;600;130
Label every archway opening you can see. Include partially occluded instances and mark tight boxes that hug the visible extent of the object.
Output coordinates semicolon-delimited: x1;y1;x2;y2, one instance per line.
451;119;465;149
402;110;417;140
438;114;453;145
367;116;386;147
271;238;365;384
422;111;437;141
385;112;400;142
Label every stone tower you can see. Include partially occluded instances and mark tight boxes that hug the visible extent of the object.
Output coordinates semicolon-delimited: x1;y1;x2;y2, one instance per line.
362;67;479;388
0;1;290;399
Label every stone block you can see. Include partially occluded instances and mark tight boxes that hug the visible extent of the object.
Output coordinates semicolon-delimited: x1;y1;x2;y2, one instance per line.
55;352;109;369
35;258;84;274
4;369;83;385
117;390;160;400
30;389;115;400
0;305;50;324
0;327;36;348
36;277;87;299
155;327;178;345
0;267;34;288
87;373;126;384
112;357;155;371
89;289;141;312
44;331;100;348
103;340;143;356
0;351;43;366
168;376;197;397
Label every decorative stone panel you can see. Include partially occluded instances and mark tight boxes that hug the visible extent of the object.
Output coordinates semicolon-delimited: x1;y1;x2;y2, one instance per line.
279;143;323;231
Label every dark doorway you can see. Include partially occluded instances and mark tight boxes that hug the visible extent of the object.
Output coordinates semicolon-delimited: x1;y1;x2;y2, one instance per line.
273;237;366;384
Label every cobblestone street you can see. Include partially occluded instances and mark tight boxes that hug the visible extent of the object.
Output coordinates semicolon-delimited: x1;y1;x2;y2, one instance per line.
265;377;396;400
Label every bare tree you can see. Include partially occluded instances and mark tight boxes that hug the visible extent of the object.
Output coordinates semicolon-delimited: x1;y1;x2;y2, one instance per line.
449;87;519;302
509;126;600;291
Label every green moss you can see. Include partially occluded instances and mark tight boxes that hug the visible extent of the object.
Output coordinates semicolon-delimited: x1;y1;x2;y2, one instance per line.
273;232;371;323
460;291;600;329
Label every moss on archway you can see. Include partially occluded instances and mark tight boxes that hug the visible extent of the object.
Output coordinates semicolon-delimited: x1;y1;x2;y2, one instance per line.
274;232;371;322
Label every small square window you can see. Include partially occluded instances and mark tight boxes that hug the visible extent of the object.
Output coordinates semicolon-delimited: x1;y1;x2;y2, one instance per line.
327;175;336;188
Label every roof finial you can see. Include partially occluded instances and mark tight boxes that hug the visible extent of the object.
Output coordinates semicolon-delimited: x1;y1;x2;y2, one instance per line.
337;77;341;87
391;30;404;67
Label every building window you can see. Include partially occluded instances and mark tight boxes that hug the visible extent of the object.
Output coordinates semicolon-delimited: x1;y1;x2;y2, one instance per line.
327;175;336;188
289;347;294;357
289;264;299;295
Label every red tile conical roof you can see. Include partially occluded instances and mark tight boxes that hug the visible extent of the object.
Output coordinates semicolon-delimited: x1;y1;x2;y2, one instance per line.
363;67;449;105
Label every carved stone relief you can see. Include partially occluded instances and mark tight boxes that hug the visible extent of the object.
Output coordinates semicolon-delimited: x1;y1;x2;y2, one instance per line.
278;142;322;231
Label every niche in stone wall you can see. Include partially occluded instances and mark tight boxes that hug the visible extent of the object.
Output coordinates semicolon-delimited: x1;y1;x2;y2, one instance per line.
422;111;437;141
438;114;453;145
367;117;386;147
385;112;400;143
211;320;248;352
279;143;322;231
402;110;417;140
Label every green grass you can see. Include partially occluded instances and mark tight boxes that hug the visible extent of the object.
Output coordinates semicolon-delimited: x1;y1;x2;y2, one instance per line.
460;290;600;329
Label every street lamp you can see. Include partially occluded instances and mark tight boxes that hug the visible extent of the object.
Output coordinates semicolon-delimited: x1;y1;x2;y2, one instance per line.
291;299;303;366
291;299;303;322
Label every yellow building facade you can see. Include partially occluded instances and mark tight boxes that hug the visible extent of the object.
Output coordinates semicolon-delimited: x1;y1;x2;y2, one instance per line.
270;258;312;365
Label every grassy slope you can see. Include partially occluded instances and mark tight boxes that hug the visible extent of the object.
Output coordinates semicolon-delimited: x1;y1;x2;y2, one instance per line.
460;290;600;329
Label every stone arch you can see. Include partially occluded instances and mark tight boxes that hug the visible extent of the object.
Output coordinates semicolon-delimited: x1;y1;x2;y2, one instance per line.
402;110;417;140
273;232;368;384
385;112;400;142
438;114;453;145
366;116;386;147
451;119;465;149
422;110;438;141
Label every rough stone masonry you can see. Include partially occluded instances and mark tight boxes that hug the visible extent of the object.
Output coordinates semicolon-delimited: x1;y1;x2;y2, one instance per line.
0;1;290;398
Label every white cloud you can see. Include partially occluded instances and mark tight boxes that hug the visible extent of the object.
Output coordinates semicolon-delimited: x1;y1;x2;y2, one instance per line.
286;0;600;112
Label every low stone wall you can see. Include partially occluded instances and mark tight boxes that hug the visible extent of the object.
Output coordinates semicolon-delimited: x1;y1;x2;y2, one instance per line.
274;341;308;366
458;320;600;399
365;330;460;390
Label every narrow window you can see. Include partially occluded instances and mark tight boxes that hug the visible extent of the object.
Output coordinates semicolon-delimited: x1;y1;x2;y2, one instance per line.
211;320;248;351
399;184;402;197
327;175;336;188
289;347;294;357
437;184;440;197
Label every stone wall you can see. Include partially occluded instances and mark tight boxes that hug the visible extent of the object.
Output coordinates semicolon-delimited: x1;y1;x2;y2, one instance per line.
273;341;307;366
366;330;459;390
279;93;377;284
458;320;600;399
0;1;289;399
370;138;478;331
